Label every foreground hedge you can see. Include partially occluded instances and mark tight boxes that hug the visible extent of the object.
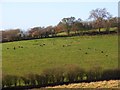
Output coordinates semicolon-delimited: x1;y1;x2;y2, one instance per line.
2;65;120;88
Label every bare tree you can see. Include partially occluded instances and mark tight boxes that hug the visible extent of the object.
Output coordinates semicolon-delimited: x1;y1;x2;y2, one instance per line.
61;17;76;36
89;8;112;33
28;27;43;38
2;29;22;42
55;22;65;33
71;18;83;35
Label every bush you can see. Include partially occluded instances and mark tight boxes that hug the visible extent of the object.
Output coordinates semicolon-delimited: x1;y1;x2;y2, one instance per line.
42;68;55;84
34;74;48;86
2;66;120;88
20;75;30;86
50;66;65;84
11;75;19;86
2;74;19;87
86;66;102;81
114;68;120;79
101;68;120;80
76;68;85;81
40;73;49;86
64;64;84;83
34;74;42;86
27;73;37;86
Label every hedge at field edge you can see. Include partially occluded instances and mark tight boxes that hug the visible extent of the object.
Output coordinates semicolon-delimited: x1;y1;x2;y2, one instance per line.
2;65;120;89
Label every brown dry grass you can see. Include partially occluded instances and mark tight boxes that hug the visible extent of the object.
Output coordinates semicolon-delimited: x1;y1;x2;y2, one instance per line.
46;80;120;88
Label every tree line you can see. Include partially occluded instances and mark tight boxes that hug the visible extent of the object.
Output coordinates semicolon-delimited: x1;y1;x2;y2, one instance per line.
1;8;118;43
2;65;120;89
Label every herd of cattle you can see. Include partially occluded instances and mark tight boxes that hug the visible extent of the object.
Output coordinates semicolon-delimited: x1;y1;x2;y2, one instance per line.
5;42;108;57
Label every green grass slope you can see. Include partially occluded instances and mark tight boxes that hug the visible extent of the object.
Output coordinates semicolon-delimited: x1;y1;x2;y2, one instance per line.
2;35;118;76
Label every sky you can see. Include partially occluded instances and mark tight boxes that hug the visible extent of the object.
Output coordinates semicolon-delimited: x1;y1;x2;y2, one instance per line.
0;1;118;31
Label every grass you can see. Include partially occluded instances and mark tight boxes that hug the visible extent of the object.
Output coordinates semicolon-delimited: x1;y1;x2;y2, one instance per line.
2;34;118;76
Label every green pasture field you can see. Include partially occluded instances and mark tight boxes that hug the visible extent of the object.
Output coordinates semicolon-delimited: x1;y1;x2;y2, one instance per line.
2;34;118;76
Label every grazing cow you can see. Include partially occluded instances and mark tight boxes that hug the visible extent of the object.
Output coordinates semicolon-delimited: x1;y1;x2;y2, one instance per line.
63;44;71;47
85;52;88;54
63;45;65;47
7;48;9;49
40;45;43;47
13;47;16;50
101;51;104;53
106;55;108;57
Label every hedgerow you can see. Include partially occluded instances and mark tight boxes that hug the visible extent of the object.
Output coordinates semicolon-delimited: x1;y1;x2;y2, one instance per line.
2;65;120;88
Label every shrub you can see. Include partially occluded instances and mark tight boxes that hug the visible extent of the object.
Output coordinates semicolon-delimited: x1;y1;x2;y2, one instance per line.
41;66;66;85
86;66;102;81
20;76;30;86
11;75;18;86
101;68;120;80
50;66;65;84
64;64;84;83
34;74;42;86
40;73;49;86
2;67;120;88
115;68;120;79
42;68;55;84
76;68;85;81
2;74;18;87
34;74;48;86
26;73;37;86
